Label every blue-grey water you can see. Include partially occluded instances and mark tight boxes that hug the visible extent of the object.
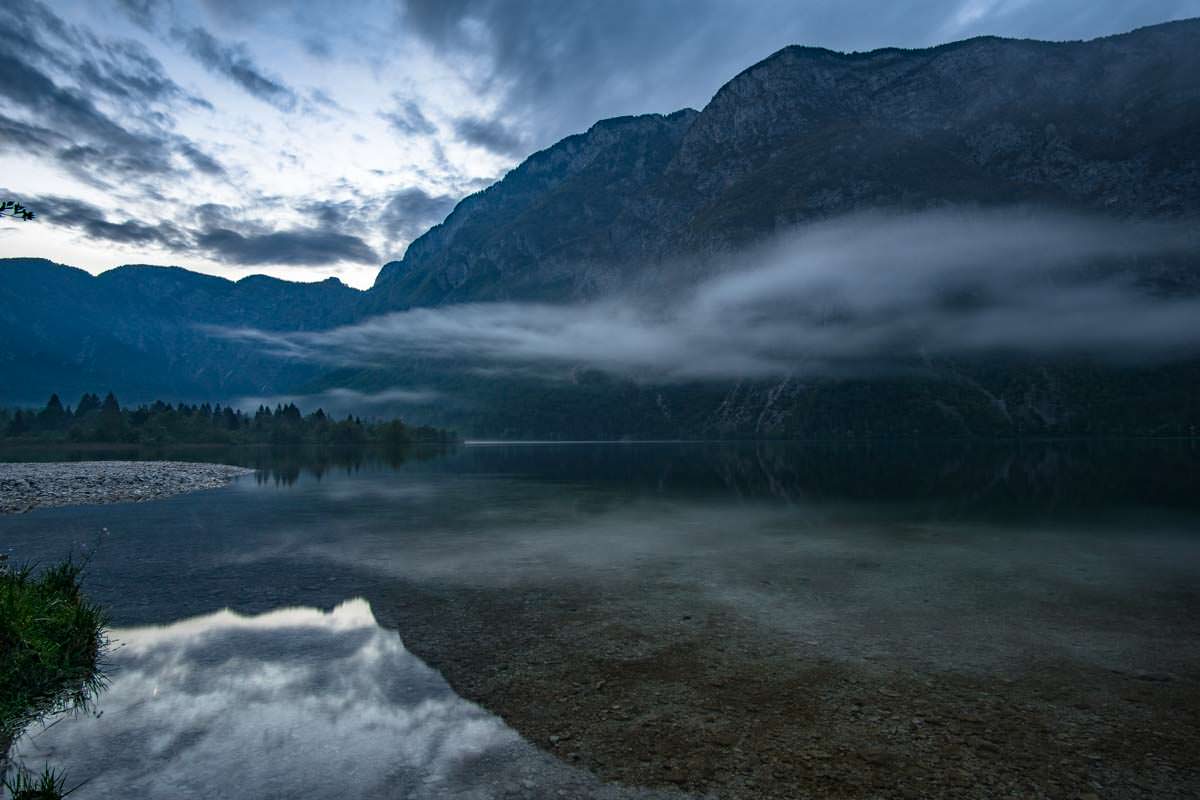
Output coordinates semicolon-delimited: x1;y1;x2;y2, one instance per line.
2;441;1199;798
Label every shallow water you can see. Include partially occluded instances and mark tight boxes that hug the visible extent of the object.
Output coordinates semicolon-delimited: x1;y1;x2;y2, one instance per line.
2;441;1199;797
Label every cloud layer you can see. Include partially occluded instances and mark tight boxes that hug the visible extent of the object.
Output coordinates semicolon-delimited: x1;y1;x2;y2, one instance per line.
172;25;299;111
0;1;501;285
215;210;1200;382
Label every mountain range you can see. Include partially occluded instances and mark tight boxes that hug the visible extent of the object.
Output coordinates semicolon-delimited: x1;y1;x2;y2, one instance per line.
3;19;1198;438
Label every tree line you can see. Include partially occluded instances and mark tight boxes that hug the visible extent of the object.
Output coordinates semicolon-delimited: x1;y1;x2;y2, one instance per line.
0;393;453;446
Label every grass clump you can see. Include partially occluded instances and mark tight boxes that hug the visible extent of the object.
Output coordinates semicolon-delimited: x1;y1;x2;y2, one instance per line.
1;557;107;795
2;766;70;799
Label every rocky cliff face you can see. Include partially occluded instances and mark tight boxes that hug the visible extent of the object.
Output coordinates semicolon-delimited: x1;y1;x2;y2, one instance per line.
368;109;699;309
372;19;1200;308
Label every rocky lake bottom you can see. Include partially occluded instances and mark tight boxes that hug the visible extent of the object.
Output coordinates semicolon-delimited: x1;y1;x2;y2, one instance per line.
377;560;1199;800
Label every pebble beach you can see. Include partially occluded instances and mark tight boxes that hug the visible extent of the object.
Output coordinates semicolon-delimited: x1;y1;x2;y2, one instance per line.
0;461;253;515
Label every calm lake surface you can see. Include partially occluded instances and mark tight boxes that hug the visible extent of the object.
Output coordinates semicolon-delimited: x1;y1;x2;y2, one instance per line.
2;441;1199;798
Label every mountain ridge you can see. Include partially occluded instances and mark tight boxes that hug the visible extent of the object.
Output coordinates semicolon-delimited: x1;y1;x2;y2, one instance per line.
369;17;1199;311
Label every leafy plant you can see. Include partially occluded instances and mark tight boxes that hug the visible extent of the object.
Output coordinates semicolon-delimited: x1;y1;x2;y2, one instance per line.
0;201;34;222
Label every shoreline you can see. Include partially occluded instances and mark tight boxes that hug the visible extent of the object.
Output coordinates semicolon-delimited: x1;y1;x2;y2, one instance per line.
0;461;253;515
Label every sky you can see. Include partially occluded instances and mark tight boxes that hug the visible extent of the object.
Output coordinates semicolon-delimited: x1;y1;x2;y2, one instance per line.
0;1;1197;289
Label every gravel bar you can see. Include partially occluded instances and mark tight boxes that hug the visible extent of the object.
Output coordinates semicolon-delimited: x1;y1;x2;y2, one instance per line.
0;461;254;514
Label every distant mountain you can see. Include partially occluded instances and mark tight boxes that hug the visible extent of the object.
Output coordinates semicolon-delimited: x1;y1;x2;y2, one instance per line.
0;259;360;404
2;20;1199;436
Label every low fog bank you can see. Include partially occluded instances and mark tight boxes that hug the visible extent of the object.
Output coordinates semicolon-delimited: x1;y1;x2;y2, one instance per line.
230;386;442;417
214;209;1200;383
13;600;670;799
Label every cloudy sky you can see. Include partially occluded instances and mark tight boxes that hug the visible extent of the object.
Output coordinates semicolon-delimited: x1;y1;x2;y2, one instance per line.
1;1;1197;288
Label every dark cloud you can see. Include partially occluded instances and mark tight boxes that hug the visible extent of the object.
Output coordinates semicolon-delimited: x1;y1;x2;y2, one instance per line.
0;53;136;142
218;210;1200;380
196;227;379;266
77;216;188;249
302;36;332;59
290;189;459;252
379;187;457;241
0;114;68;154
0;2;221;186
294;198;369;232
187;202;241;228
172;26;299;112
0;52;176;183
113;0;168;31
11;188;379;269
73;40;183;107
394;0;810;152
196;0;290;24
178;142;225;176
306;88;345;112
3;3;199;109
378;97;436;136
452;115;526;157
0;1;73;53
397;0;1200;154
23;192;190;249
29;194;110;222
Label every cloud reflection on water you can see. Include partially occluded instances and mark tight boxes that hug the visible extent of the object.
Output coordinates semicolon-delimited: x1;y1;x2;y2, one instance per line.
13;599;659;799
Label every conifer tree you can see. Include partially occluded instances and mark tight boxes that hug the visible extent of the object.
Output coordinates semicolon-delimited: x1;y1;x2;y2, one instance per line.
38;394;67;429
75;393;102;417
96;393;125;442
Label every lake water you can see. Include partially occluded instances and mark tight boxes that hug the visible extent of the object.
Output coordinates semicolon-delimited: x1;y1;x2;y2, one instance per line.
2;441;1199;798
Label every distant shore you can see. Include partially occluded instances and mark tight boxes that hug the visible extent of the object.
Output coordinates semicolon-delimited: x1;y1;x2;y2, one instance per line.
0;461;253;515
